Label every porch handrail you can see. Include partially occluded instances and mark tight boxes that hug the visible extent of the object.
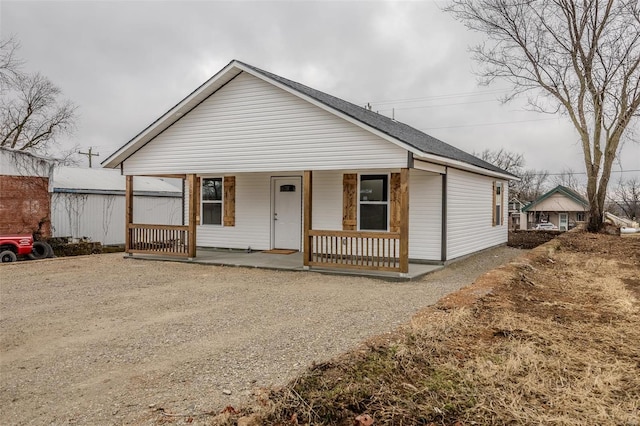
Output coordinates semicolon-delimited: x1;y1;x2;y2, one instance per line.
127;223;190;257
307;229;402;272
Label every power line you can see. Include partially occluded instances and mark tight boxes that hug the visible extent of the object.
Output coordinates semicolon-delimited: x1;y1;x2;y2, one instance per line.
530;169;640;176
369;88;508;105
377;98;498;113
421;117;559;130
78;147;100;167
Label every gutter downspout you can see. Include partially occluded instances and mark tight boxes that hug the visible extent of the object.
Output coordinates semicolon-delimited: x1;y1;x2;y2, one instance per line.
441;167;447;263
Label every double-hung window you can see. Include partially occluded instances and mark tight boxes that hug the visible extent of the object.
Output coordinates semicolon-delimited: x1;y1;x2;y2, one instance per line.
359;174;389;231
494;182;503;226
202;177;223;225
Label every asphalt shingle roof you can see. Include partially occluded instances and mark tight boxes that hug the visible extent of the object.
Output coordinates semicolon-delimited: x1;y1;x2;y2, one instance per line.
239;61;514;177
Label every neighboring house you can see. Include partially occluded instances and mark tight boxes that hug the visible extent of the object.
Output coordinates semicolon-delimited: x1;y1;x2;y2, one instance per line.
51;167;182;245
0;147;54;237
102;60;515;275
523;185;589;231
508;197;526;230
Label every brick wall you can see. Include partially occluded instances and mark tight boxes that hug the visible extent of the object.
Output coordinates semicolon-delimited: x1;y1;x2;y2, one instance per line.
0;175;51;237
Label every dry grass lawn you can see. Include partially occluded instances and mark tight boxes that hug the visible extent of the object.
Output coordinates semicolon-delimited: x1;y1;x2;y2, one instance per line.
217;232;640;425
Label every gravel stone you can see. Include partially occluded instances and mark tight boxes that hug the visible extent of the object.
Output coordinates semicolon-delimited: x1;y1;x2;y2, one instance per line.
0;246;523;425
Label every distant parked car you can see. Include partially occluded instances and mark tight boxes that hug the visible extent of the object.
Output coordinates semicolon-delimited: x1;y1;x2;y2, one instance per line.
534;223;558;230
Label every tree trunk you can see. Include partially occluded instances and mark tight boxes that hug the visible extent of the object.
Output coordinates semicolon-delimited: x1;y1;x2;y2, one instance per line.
587;201;603;232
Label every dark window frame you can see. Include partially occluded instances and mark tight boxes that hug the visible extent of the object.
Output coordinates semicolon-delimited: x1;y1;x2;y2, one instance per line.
358;174;390;232
494;181;503;227
201;177;223;226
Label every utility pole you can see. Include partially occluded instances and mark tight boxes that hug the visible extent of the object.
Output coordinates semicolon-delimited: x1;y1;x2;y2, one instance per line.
78;147;100;168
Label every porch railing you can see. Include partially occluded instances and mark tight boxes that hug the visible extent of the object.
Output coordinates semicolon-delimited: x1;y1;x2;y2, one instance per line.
308;230;401;272
127;224;190;257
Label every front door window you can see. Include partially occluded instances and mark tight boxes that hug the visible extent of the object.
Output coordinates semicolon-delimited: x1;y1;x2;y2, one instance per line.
559;213;568;231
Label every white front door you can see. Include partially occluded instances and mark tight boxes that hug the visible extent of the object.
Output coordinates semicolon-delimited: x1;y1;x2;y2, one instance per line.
273;177;302;250
559;213;568;231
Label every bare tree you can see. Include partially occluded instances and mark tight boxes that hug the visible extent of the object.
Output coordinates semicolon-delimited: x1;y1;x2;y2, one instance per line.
551;167;586;195
447;1;640;231
0;36;22;91
475;148;549;201
517;169;549;202
476;148;525;174
0;38;77;156
609;177;639;220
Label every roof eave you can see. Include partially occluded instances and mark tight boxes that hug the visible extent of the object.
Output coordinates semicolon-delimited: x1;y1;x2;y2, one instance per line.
413;153;518;180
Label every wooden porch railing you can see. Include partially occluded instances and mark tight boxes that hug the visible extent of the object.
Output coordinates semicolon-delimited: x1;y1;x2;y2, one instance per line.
308;230;402;272
127;224;190;257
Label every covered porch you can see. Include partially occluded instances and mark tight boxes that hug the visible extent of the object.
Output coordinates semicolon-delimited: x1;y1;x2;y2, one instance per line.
124;169;416;277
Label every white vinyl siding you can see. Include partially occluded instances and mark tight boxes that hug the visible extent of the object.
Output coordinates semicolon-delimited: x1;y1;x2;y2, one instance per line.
311;169;444;260
311;171;343;230
447;168;507;260
51;193;182;245
184;169;443;261
185;170;356;251
186;173;273;250
408;169;442;261
123;72;407;175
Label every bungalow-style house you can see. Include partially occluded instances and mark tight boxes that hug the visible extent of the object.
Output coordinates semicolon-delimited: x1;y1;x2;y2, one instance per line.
523;185;589;231
102;60;515;275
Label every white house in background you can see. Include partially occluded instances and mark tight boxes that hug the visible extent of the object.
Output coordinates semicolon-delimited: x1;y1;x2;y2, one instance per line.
522;185;589;231
51;167;182;245
102;60;515;275
508;198;527;230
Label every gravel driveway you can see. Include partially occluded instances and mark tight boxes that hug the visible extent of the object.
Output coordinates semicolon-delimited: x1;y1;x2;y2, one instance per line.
0;246;522;425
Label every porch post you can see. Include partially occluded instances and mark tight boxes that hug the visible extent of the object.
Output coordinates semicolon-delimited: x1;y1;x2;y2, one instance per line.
187;174;198;258
125;175;133;254
399;168;409;273
303;170;313;267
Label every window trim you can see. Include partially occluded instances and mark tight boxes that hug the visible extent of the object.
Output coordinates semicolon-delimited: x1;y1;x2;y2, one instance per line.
357;173;390;232
201;176;223;226
493;181;503;227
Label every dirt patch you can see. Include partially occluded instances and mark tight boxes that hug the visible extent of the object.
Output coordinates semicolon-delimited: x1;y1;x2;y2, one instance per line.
230;231;640;425
508;229;563;249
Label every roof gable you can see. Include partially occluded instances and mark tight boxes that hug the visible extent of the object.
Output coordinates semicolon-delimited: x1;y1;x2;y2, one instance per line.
103;60;514;178
523;185;589;212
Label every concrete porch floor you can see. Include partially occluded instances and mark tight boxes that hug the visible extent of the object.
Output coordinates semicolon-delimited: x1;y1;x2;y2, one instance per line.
126;248;442;281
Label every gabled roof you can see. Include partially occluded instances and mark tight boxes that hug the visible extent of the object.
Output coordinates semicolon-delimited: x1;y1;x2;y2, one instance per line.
102;60;516;179
522;185;589;212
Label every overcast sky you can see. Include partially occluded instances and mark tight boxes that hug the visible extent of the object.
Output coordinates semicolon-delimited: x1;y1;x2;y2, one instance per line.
2;0;638;182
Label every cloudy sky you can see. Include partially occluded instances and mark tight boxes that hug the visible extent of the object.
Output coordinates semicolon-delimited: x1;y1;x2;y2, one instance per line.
1;0;638;182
